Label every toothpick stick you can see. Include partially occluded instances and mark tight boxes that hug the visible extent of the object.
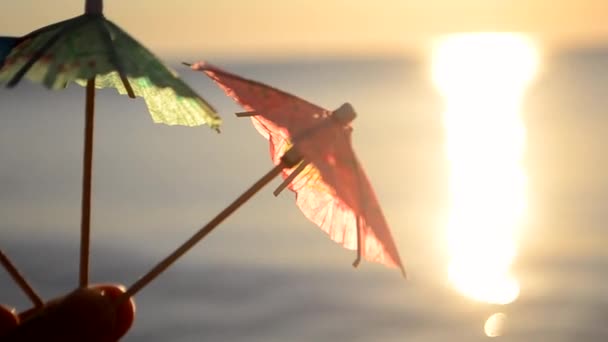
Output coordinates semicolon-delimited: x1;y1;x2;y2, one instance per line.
118;142;314;303
235;111;258;117
273;160;309;196
120;163;288;301
85;0;103;14
352;216;362;268
0;249;44;308
79;78;96;288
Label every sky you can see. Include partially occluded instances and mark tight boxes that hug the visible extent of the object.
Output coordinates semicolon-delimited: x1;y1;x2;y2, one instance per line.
1;0;608;59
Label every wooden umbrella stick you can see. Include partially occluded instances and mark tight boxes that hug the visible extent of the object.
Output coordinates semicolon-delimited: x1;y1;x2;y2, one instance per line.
273;160;309;196
352;216;362;268
120;162;289;302
85;0;103;14
0;249;44;308
79;78;96;288
235;111;259;117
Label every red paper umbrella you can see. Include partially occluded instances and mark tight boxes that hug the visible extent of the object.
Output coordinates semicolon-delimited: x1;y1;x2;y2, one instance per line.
192;62;404;273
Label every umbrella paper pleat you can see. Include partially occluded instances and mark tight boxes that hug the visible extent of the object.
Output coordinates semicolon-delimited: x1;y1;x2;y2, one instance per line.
7;16;88;87
95;19;135;98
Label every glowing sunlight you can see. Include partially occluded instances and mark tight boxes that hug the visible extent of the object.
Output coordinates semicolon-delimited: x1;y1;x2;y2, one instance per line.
431;33;539;305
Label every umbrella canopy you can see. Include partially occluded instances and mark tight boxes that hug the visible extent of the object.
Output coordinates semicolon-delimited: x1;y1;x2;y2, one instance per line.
190;62;405;273
0;4;220;128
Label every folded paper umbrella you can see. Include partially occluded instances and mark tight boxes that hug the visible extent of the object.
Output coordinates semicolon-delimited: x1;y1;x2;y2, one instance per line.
114;63;405;302
0;0;221;296
190;62;405;273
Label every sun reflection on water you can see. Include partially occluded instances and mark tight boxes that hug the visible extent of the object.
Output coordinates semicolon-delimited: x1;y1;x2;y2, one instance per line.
431;33;539;305
484;312;508;337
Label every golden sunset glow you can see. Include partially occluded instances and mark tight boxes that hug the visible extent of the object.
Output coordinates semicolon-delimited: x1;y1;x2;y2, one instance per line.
3;1;608;57
432;33;539;305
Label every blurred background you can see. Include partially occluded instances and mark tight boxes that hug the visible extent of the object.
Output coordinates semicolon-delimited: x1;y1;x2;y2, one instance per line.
1;1;607;341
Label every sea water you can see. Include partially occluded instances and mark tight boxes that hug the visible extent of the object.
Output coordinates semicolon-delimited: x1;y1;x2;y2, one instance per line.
0;50;607;341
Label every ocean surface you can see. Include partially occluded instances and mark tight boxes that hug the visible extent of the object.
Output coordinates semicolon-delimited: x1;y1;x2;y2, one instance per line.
0;48;607;341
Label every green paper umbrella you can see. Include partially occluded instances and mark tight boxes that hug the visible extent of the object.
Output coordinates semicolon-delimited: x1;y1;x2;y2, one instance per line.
0;1;220;127
0;0;221;289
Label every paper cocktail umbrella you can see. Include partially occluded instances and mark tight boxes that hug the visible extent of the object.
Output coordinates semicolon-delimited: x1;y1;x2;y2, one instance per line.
0;0;221;293
191;62;405;273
